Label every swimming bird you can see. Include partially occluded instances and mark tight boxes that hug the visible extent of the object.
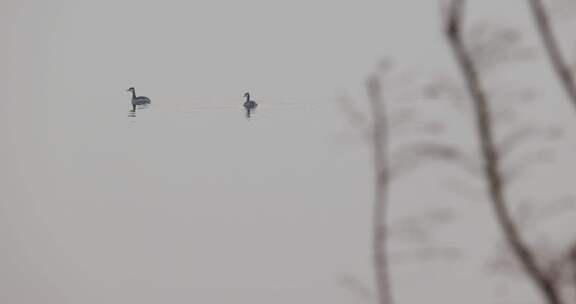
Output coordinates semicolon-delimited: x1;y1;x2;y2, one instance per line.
127;87;151;111
243;92;258;118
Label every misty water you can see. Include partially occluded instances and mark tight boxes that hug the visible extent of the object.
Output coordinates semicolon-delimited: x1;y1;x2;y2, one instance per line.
3;0;576;303
0;92;381;304
0;85;539;304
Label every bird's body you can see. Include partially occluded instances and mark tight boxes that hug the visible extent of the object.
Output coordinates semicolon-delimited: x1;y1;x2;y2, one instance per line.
243;92;258;109
127;87;151;111
244;100;257;109
243;92;258;119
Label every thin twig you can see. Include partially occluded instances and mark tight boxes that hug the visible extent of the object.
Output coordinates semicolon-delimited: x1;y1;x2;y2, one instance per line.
529;0;576;112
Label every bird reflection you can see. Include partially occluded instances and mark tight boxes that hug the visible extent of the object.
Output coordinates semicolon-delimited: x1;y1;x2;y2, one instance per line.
243;92;258;120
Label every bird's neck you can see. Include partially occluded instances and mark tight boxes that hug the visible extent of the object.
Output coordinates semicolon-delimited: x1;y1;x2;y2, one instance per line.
131;90;136;99
245;94;250;102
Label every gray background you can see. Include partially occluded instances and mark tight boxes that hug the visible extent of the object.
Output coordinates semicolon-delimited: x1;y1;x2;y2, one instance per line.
1;0;575;303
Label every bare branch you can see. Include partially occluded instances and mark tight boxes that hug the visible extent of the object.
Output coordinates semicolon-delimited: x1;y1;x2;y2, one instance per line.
421;76;467;106
498;126;541;157
443;1;564;303
337;274;373;303
515;197;576;231
335;94;369;129
367;74;393;304
571;245;576;300
388;208;455;243
390;141;479;179
529;0;576;114
391;246;462;264
467;24;534;72
502;149;555;185
444;0;465;38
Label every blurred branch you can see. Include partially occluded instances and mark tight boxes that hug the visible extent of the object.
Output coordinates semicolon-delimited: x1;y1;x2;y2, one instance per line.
390;141;478;179
388;208;455;243
501;149;555;184
337;274;372;303
515;197;576;235
571;245;576;300
468;24;534;72
443;1;564;304
336;94;368;129
497;125;558;158
529;0;576;113
390;246;462;264
367;74;393;304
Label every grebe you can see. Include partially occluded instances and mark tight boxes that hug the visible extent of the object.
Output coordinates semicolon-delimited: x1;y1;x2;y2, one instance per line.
243;92;258;118
127;87;151;111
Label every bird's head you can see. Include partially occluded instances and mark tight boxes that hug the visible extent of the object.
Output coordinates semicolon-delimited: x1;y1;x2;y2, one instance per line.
127;87;135;92
244;92;250;98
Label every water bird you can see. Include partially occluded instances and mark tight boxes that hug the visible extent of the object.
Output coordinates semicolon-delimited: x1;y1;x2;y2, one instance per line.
127;87;151;111
243;92;258;118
